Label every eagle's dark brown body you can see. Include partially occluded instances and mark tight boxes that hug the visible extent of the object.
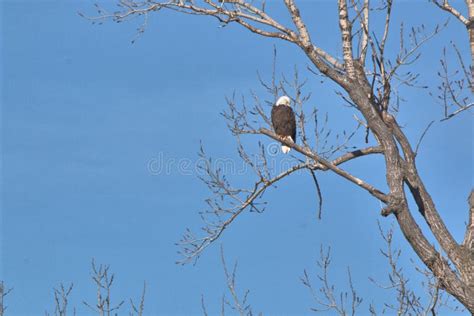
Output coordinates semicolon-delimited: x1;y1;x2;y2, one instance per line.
271;104;296;143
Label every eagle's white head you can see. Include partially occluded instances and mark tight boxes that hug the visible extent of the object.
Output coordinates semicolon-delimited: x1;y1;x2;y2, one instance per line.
276;95;291;107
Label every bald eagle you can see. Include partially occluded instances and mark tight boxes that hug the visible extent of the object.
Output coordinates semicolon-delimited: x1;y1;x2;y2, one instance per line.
271;96;296;154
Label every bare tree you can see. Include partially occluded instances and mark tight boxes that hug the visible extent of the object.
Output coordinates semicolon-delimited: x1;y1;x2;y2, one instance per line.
85;0;474;312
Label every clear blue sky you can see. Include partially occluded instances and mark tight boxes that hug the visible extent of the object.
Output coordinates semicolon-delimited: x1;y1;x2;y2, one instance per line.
1;0;472;315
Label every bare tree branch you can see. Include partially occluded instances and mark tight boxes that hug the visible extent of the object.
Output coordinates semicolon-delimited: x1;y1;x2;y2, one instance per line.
431;0;469;25
308;169;323;220
338;0;356;78
50;283;74;316
350;0;369;63
431;0;474;91
129;282;146;316
368;222;464;315
259;128;388;202
434;45;473;121
83;259;125;316
463;190;474;250
219;246;257;316
301;246;362;315
0;282;13;316
414;120;435;156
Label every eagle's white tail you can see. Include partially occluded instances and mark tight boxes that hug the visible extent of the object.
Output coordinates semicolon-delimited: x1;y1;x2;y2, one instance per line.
281;136;293;154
